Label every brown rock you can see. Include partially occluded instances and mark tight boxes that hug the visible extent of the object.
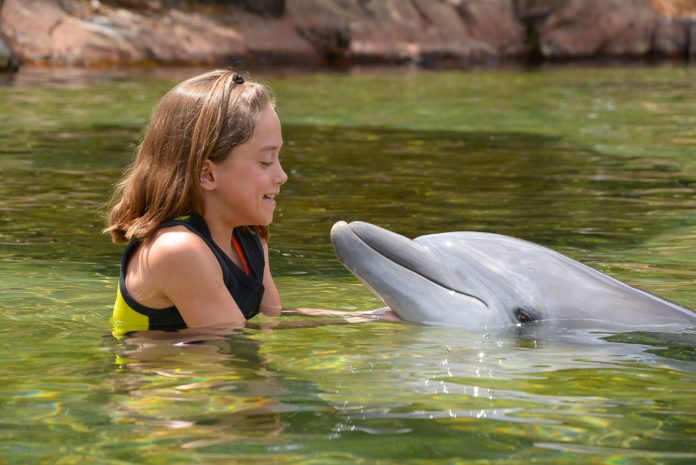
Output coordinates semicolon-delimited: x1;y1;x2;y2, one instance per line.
537;0;660;58
0;0;19;71
0;34;19;71
515;0;563;21
128;9;246;64
234;15;323;67
295;21;351;66
4;0;695;68
360;0;496;65
2;0;67;63
287;0;498;67
651;0;696;18
455;0;528;56
653;16;691;57
0;0;522;68
1;0;139;64
0;0;249;65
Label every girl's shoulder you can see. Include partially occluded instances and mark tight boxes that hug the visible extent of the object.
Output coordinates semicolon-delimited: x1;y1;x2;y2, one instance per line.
149;224;212;258
138;225;218;279
124;225;220;310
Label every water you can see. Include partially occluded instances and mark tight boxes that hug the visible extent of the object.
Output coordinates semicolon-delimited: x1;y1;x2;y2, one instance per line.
1;65;695;464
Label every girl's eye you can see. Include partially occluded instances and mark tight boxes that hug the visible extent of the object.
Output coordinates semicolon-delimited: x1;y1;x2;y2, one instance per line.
260;161;273;167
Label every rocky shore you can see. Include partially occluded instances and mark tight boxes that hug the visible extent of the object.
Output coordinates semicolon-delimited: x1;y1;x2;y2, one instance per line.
1;0;696;72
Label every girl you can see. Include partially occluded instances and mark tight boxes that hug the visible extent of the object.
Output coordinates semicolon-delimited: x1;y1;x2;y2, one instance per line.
106;69;287;334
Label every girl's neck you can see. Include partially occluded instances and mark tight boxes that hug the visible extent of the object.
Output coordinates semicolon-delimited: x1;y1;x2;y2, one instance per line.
203;213;239;258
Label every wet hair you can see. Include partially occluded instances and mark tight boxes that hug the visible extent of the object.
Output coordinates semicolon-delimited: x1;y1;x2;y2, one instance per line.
105;69;274;243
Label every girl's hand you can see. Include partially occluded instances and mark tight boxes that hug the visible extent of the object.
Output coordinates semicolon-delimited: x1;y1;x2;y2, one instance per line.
366;307;402;322
290;307;401;323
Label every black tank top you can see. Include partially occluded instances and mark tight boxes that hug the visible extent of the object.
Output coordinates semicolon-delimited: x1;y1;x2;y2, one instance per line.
116;215;266;330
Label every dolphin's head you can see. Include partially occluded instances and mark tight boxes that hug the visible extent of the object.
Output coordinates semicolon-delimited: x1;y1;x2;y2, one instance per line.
331;221;696;330
330;221;545;329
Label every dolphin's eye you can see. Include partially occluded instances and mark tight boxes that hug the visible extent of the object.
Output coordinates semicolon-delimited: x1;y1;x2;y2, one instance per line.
514;307;535;323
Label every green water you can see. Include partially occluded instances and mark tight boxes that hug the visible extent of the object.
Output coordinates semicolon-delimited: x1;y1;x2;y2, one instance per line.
1;65;696;464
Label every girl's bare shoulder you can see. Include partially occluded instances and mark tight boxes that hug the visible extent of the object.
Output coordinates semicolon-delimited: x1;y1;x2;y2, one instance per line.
142;225;217;273
125;225;221;308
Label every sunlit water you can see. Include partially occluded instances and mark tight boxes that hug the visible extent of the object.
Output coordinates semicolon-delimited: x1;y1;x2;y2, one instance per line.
1;65;695;464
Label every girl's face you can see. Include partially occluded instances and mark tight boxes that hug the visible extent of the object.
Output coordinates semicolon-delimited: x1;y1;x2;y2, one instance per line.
204;103;288;227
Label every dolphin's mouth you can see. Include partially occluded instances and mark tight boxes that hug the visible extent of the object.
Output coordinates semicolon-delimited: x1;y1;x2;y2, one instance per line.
331;221;488;308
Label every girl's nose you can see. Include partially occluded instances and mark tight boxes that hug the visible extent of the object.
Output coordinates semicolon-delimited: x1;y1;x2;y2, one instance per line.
276;162;288;185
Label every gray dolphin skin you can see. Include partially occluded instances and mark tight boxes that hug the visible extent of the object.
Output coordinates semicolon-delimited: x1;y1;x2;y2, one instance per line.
330;221;696;330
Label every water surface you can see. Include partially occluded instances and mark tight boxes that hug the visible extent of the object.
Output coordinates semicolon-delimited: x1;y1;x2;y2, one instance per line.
1;65;695;464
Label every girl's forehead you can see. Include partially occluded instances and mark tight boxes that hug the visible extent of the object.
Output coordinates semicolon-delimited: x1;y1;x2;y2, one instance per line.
259;104;280;122
254;107;282;134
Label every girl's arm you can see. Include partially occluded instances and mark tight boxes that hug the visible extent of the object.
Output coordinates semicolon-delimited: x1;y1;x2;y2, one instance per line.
259;241;282;316
148;230;248;327
288;307;401;322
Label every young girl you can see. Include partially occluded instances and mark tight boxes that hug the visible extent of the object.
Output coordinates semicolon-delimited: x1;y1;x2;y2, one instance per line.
106;69;287;334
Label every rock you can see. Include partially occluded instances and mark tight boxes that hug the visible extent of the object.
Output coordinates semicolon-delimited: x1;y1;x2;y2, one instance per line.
232;0;285;17
651;0;696;18
653;17;691;57
295;21;351;66
689;18;696;60
0;0;250;65
355;0;497;66
232;14;323;67
2;0;137;65
536;0;660;58
2;0;696;68
455;0;528;56
131;9;246;64
287;0;500;67
98;0;164;11
0;0;18;72
0;34;19;71
0;0;317;67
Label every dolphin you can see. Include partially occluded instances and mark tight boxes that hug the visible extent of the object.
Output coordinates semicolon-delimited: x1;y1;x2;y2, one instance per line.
330;221;696;331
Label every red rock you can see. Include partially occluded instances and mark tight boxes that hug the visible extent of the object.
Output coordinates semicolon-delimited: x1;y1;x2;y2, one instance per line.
1;0;248;65
233;13;323;67
2;0;138;64
0;18;18;71
653;16;692;57
455;0;528;56
126;9;246;64
288;0;498;67
2;0;695;69
651;0;696;18
537;0;660;58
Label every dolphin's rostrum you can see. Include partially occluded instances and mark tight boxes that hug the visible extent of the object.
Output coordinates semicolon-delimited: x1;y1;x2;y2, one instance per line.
330;221;696;330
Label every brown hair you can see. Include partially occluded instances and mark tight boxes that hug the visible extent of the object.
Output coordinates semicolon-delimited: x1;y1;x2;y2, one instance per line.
105;69;274;243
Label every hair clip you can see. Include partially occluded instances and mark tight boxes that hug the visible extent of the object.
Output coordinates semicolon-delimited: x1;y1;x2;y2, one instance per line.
233;74;245;85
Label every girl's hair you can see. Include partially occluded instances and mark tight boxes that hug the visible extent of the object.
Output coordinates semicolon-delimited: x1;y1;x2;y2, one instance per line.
105;69;274;244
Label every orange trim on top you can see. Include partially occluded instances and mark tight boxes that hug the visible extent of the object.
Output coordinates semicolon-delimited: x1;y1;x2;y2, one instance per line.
231;234;251;276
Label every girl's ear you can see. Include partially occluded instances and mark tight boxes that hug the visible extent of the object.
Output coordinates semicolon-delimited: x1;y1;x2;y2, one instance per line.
200;160;216;191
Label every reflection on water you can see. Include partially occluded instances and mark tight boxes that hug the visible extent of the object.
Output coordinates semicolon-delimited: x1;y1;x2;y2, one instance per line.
98;323;696;464
1;65;696;464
